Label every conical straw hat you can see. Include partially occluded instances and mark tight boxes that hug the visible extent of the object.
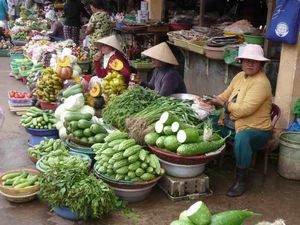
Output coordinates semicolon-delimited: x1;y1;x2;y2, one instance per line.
142;42;178;65
94;35;122;52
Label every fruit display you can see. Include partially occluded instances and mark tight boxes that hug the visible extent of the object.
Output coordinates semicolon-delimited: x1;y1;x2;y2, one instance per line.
28;139;67;160
93;131;164;182
12;31;28;41
1;171;39;189
102;71;128;102
37;149;90;172
35;67;63;102
20;107;57;129
145;112;228;156
64;111;108;144
9;91;32;99
0;40;12;49
71;46;89;62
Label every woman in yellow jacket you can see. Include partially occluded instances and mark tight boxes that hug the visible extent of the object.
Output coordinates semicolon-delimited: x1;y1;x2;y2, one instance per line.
208;44;272;197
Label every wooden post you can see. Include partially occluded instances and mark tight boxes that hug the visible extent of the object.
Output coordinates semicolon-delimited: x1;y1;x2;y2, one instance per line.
264;0;276;57
199;0;206;27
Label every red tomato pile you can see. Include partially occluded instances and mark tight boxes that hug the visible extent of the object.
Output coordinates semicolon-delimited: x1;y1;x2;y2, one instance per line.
9;91;32;99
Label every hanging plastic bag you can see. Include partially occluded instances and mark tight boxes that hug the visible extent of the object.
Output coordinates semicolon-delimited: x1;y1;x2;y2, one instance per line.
287;117;300;132
265;0;300;45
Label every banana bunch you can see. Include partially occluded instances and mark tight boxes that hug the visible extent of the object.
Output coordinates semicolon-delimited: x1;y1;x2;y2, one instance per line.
34;68;63;102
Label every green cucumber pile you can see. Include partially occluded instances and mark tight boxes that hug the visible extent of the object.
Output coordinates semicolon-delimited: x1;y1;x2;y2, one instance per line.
145;112;228;156
64;111;108;144
28;139;67;160
20;107;57;129
171;201;258;225
93;131;164;182
38;149;90;172
2;171;39;189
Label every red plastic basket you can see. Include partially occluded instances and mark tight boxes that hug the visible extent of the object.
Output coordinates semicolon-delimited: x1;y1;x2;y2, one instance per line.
39;101;57;111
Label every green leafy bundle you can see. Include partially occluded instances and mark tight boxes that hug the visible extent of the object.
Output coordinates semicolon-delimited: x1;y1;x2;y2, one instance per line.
102;87;160;130
38;161;123;219
293;98;300;118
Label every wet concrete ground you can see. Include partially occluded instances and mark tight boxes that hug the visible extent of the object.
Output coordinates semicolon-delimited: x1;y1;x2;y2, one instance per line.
0;57;300;225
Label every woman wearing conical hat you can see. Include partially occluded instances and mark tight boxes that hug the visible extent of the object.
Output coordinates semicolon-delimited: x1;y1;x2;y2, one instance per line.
131;42;186;96
93;34;131;82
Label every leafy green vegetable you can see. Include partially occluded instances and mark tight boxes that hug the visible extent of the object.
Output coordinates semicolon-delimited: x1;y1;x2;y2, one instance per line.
38;160;124;219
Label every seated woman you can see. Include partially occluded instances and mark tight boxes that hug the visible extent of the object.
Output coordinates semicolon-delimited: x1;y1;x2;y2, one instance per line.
45;10;64;42
93;35;131;82
131;42;186;96
206;44;272;197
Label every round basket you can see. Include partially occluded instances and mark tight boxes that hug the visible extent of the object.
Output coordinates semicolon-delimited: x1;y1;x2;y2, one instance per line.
39;101;57;111
147;144;225;165
0;168;40;196
204;46;225;60
0;190;38;203
68;137;94;147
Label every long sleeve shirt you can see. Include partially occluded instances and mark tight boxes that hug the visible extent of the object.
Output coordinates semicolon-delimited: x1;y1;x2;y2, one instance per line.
218;71;272;132
64;0;89;27
0;0;8;20
94;51;131;82
141;66;186;96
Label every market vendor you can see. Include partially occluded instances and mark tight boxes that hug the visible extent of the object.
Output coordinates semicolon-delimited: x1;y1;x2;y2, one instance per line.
45;10;64;42
85;0;113;56
93;34;131;81
130;42;186;96
204;44;272;197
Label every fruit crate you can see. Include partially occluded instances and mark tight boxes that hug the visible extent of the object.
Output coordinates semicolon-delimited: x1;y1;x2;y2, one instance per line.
159;174;212;201
8;93;33;107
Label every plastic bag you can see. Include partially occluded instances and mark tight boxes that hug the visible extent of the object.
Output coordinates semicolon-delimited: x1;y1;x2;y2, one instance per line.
64;93;85;111
287;117;300;132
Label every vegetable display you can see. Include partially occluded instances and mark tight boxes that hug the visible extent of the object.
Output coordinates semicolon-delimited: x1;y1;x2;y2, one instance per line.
102;87;160;130
34;67;63;103
12;31;27;41
1;171;38;189
28;139;67;160
37;149;90;172
64;111;108;144
38;157;123;219
20;107;57;129
170;201;258;225
102;71;128;102
145;113;227;156
93;131;164;182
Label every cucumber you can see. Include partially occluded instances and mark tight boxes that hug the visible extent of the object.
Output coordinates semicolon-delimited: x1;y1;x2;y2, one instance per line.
77;119;92;129
164;135;180;152
69;121;79;130
64;112;92;122
62;84;83;98
144;132;160;146
123;145;141;158
104;131;128;142
90;123;107;134
156;136;166;149
177;128;199;144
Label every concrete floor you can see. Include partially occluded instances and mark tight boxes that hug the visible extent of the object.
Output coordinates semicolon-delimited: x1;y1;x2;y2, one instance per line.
0;57;300;225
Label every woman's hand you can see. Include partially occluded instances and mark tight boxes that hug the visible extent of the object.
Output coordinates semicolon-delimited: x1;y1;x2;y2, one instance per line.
93;51;103;61
206;95;225;108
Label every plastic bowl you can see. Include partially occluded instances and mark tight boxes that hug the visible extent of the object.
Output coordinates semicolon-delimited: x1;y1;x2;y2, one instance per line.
244;33;264;45
53;207;81;221
0;168;40;196
65;139;96;163
36;152;92;173
158;158;205;178
93;165;162;189
147;144;225;165
110;185;155;203
169;23;192;31
25;127;58;136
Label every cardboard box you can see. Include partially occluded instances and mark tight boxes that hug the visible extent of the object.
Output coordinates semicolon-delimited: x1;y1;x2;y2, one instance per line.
148;0;165;22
